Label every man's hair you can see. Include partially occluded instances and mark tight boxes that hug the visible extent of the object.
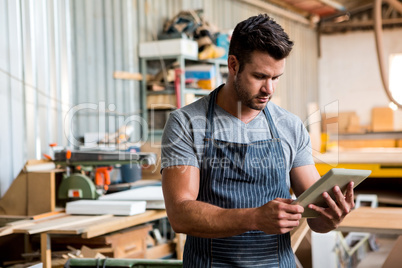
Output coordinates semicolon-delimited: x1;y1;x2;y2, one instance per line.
228;14;294;72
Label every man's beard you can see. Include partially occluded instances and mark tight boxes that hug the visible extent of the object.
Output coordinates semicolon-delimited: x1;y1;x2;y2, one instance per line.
233;74;271;111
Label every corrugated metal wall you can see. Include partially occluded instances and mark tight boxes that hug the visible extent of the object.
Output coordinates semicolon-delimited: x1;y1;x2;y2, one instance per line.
0;0;318;196
0;0;72;196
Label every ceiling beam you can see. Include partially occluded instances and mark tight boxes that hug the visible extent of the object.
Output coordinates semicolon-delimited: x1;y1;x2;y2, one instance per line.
237;0;311;25
264;0;310;17
320;18;402;31
316;0;346;11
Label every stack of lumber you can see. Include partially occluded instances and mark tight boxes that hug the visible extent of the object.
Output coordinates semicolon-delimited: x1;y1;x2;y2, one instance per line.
100;186;165;209
66;200;146;216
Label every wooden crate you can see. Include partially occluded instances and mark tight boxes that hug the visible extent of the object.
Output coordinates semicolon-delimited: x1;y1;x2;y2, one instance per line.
397;139;402;147
51;224;152;258
0;167;64;216
371;107;394;132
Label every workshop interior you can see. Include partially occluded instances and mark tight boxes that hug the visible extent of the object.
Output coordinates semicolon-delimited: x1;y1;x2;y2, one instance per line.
1;0;402;267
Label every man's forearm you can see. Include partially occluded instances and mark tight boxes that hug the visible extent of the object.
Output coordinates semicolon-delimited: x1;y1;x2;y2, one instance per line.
167;199;258;238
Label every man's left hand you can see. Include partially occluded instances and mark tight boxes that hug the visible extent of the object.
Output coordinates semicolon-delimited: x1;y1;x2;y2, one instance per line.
307;182;355;232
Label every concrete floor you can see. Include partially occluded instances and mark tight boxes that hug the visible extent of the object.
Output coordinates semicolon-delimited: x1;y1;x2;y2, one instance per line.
356;235;398;268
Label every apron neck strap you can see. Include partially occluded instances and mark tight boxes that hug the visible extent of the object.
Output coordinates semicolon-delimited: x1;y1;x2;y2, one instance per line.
205;86;280;139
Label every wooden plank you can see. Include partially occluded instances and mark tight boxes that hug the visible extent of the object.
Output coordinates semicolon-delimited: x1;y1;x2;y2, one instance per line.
6;213;66;227
372;107;394;132
0;171;28;215
382;235;402;268
0;213;68;237
14;214;113;235
41;233;51;268
337;207;402;235
82;210;167;239
105;224;151;258
113;71;143;81
32;209;65;220
0;225;15;237
290;218;309;252
27;172;55;216
146;242;176;259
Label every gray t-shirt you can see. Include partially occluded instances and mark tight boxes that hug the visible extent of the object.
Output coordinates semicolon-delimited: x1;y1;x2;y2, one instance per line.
161;93;314;188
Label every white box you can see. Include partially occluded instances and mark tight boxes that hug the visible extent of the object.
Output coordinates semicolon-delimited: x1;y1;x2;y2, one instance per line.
139;39;198;58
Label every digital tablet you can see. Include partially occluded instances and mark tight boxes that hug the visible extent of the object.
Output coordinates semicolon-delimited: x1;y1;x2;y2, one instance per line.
292;168;372;218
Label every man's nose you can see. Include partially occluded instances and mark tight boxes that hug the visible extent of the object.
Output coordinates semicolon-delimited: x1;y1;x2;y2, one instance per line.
262;79;274;94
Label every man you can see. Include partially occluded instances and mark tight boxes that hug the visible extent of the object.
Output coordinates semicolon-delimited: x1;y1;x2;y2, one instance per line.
161;14;354;267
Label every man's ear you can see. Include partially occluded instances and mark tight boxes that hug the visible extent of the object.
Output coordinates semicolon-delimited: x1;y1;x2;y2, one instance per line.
228;55;239;75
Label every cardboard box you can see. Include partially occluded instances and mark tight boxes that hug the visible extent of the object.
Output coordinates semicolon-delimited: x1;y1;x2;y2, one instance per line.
397;139;402;147
322;111;367;134
371;107;394;132
197;79;215;90
139;39;198;58
147;95;177;109
50;224;152;258
0;161;64;216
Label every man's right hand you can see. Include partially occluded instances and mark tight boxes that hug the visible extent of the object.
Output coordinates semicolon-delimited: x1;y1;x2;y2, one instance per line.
254;198;304;234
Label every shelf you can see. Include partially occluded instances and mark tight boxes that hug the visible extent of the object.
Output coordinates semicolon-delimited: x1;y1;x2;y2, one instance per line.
139;54;227;66
184;88;212;95
140;55;227;139
147;90;175;95
147;88;212;96
334;131;402;140
139;54;198;61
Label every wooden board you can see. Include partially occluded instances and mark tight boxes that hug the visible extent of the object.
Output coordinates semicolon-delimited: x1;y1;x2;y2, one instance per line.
13;214;113;234
146;242;176;259
27;172;56;216
371;107;394;132
0;171;28;215
82;210;167;238
290;218;309;252
113;71;143;81
382;235;402;268
337;207;402;235
0;169;63;216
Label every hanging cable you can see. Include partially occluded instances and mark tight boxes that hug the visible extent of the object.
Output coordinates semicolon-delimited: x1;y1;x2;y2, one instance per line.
374;0;402;108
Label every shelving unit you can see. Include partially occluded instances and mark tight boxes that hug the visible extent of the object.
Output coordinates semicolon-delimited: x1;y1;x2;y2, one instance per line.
140;54;227;139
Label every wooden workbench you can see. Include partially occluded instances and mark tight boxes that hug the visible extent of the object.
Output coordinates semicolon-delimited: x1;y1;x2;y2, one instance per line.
10;210;167;268
337;207;402;235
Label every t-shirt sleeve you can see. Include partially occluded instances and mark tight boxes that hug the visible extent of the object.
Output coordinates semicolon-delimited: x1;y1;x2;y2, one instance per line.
160;111;200;173
292;121;315;168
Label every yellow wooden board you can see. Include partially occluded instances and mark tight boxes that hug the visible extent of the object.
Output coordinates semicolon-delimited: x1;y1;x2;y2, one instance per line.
315;163;402;178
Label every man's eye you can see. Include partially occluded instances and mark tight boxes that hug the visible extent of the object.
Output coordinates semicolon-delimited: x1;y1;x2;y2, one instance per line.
273;76;280;81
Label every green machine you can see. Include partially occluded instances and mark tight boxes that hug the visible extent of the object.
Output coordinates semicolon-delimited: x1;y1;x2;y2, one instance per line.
58;173;100;200
54;149;157;202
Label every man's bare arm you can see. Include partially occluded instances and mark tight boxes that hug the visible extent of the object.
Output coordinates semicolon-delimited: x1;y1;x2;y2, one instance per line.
162;165;304;238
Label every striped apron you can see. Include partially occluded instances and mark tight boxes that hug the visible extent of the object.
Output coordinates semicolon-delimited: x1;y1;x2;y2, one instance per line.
183;87;296;267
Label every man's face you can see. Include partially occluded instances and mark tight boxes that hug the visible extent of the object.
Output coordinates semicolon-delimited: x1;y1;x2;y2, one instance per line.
233;51;285;111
